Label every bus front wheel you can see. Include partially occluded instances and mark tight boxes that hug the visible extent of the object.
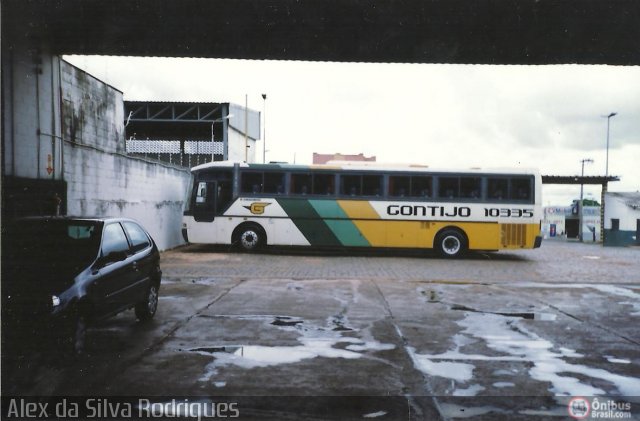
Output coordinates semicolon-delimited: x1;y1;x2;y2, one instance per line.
234;224;265;252
435;229;467;258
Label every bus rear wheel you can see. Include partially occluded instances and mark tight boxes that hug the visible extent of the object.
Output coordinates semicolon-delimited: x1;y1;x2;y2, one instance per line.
435;229;467;258
234;224;265;252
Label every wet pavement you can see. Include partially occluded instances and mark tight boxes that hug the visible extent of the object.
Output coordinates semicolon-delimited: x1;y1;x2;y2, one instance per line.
2;240;640;420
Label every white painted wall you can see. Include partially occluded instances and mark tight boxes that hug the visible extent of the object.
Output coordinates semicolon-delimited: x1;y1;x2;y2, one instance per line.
227;126;257;163
60;60;192;250
604;193;640;231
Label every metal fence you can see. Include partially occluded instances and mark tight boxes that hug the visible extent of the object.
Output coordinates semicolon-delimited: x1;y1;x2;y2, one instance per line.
126;139;224;167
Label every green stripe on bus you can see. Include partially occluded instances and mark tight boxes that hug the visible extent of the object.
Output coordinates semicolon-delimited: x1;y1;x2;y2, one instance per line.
308;200;370;247
276;198;342;247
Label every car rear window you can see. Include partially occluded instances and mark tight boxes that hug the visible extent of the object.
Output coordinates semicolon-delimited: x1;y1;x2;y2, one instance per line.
4;220;102;267
102;223;130;256
123;221;151;252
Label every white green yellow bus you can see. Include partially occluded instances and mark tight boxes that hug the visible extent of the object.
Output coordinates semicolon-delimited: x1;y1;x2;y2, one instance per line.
182;161;542;257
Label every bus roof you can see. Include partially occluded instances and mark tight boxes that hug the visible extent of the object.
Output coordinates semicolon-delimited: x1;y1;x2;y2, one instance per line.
191;160;540;176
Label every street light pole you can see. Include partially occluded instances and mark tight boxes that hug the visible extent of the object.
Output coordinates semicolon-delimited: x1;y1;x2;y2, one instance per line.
604;112;617;177
579;158;593;242
262;94;267;164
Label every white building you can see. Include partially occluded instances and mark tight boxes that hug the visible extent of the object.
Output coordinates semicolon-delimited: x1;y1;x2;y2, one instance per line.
603;192;640;247
542;204;601;242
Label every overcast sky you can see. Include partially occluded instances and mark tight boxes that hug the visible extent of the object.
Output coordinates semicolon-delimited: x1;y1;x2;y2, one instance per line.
64;56;639;206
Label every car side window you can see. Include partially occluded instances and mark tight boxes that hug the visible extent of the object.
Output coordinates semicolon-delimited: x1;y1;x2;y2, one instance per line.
102;223;130;256
123;222;151;252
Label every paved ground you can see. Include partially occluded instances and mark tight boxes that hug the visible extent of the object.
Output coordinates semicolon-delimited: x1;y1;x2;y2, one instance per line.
3;240;640;420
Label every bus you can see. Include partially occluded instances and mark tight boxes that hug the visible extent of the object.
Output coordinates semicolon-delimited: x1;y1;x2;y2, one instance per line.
182;161;542;258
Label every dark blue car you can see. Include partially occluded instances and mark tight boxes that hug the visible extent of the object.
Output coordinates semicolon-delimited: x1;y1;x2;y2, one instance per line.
2;217;162;355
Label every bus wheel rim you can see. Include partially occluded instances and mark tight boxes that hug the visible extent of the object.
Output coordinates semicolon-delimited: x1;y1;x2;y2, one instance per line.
443;235;461;254
241;231;258;249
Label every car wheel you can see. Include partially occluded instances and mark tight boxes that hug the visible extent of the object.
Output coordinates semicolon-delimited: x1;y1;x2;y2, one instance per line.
135;284;159;321
436;229;467;258
236;225;264;252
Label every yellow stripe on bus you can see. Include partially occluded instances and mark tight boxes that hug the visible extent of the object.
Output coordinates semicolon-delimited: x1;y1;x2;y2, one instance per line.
333;200;539;250
337;200;381;220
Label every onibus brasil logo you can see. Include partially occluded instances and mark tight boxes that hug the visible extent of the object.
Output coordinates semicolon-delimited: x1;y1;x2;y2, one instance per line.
568;397;590;419
243;202;271;215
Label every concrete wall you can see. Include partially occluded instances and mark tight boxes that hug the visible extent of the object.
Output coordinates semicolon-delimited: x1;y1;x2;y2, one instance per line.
1;46;192;250
227;126;257;163
60;60;191;250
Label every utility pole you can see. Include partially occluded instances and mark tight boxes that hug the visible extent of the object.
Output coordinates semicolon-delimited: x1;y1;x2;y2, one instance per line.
579;158;593;242
262;94;267;164
604;112;617;177
244;94;249;162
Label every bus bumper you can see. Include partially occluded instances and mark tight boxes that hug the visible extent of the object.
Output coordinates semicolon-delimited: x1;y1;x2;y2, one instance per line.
534;235;542;248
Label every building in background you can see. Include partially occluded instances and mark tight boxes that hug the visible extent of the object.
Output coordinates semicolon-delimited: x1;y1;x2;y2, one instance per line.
542;204;601;242
313;152;376;165
124;101;260;166
603;192;640;247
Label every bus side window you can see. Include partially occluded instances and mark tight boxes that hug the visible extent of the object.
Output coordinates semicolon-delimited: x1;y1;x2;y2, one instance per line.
291;173;312;195
217;181;232;212
313;173;335;195
341;175;362;196
411;176;432;198
264;172;285;194
488;178;508;201
510;178;532;201
362;175;383;196
241;172;263;194
438;177;459;199
461;177;481;199
389;176;410;197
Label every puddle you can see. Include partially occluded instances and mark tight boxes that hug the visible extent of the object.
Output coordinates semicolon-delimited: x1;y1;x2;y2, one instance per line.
605;355;631;364
362;410;387;418
188;315;394;382
518;406;568;417
511;283;640;316
408;311;640;396
409;356;475;382
191;339;363;369
492;382;515;388
452;384;485;396
450;304;556;321
271;316;304;327
439;403;508;419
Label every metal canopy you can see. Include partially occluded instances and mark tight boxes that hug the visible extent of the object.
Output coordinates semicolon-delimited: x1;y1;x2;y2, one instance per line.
126;102;222;123
542;175;620;185
3;0;639;65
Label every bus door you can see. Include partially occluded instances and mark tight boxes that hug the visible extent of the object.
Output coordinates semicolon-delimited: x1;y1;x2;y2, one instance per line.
193;181;217;222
